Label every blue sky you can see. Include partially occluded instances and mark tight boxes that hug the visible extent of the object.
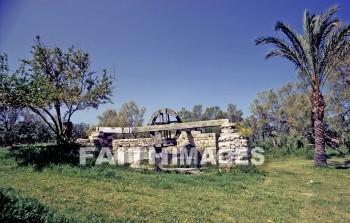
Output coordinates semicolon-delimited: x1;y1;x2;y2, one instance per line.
1;0;349;125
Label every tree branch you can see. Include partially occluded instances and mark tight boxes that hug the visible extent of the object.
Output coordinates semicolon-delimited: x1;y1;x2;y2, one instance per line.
29;106;56;133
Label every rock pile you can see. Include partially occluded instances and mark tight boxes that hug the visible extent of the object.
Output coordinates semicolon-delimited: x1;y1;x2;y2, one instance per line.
218;122;250;166
76;131;113;148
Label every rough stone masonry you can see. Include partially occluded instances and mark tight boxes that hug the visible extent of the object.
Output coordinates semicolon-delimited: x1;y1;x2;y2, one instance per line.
77;121;250;167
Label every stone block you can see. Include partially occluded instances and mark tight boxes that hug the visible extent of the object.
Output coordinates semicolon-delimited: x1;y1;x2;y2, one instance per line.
218;141;231;149
208;139;217;147
217;148;235;166
76;138;91;145
190;130;201;138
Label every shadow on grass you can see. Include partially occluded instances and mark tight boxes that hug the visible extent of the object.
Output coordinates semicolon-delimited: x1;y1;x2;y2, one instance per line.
327;159;350;169
7;143;82;171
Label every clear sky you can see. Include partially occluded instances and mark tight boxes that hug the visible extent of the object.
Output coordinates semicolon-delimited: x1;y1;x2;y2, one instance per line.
1;0;349;125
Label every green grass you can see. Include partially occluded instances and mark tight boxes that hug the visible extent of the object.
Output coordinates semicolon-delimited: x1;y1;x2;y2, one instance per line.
1;148;350;222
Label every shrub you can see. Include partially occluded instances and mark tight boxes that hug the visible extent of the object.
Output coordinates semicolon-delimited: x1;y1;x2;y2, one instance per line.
0;121;53;147
0;188;66;223
234;164;266;175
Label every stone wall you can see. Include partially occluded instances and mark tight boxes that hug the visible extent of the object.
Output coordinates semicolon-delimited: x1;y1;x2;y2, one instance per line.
113;138;154;148
218;122;250;166
110;131;219;167
77;121;251;167
112;138;154;167
109;122;250;167
176;131;217;149
76;131;114;148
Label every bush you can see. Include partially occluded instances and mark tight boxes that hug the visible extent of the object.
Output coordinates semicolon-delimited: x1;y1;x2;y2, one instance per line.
71;123;89;141
252;140;314;160
0;187;133;223
0;188;66;223
234;164;266;175
8;143;81;170
0;121;53;147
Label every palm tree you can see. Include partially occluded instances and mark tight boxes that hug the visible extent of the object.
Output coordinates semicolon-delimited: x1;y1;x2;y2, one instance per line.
255;5;350;166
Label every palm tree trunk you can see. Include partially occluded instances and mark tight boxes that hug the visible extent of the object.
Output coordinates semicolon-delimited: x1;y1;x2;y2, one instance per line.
311;90;327;166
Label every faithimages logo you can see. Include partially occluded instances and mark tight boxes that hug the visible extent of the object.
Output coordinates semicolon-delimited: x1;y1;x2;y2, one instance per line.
79;147;265;166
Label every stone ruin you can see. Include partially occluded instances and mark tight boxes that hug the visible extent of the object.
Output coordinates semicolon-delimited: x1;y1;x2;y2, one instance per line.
77;121;250;168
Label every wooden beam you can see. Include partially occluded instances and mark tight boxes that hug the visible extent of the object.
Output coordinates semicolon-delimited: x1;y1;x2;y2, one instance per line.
95;127;132;133
96;119;229;133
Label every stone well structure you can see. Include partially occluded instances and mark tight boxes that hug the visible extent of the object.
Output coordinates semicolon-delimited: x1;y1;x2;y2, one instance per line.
78;121;250;167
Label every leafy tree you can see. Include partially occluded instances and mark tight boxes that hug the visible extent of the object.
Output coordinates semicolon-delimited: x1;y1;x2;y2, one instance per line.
12;121;52;145
118;100;146;127
2;36;114;144
71;123;90;140
255;6;350;165
97;109;119;127
225;103;243;123
0;109;54;146
191;105;203;121
326;55;350;148
244;115;264;143
0;53;21;132
177;105;203;122
250;82;311;148
178;104;243;123
177;107;192;122
201;106;223;120
0;105;21;132
96;101;146;138
177;104;243;134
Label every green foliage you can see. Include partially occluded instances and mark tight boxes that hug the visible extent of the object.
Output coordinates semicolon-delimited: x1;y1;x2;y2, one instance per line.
201;106;224;120
236;121;253;138
266;146;314;160
326;55;350;147
97;108;119;127
178;104;243;123
1;36;114;144
0;121;53;146
14;121;52;144
71;123;89;140
248;82;311;148
97;101;146;128
255;5;350;165
8;143;81;170
0;106;21;133
1;148;350;222
0;188;47;222
0;53;23;140
96;100;146;138
177;104;243;134
233;164;266;175
226;103;243;122
118;100;146;127
0;106;55;146
177;104;243;133
0;188;67;223
255;5;350;91
0;187;123;223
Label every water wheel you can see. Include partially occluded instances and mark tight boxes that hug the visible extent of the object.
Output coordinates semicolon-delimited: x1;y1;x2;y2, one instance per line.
148;108;182;147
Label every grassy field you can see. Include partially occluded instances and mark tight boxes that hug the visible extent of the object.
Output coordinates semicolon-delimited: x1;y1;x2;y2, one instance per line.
1;148;350;223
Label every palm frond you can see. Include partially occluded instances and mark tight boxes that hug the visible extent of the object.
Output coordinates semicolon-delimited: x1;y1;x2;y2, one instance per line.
275;21;309;66
314;5;341;79
317;5;341;44
321;25;350;89
256;5;349;92
256;36;311;76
